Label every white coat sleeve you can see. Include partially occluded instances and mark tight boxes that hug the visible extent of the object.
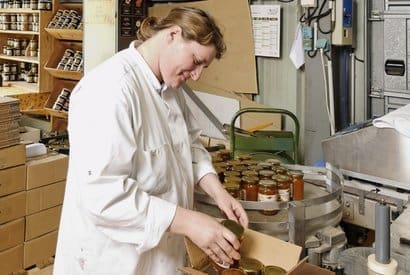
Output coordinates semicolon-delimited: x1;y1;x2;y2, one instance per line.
179;92;216;184
69;84;176;253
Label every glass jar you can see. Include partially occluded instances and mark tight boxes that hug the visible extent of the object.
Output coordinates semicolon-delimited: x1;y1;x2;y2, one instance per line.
258;179;278;215
289;171;304;201
211;220;245;272
276;175;291;202
239;257;264;275
258;169;275;180
223;181;241;199
240;176;259;201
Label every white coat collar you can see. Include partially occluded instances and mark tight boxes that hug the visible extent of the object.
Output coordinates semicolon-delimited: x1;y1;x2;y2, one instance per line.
129;40;165;94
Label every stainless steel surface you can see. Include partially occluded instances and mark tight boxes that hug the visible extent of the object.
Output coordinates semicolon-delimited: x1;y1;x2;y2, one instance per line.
194;163;344;248
322;125;410;187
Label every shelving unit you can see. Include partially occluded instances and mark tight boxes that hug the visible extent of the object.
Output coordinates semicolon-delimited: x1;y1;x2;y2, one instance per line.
43;2;83;132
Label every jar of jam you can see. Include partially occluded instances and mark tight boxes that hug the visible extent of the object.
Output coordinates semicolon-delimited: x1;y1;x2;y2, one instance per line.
259;169;275;180
289;170;304;200
258;179;278;215
211;220;245;272
239;257;264;275
223;181;240;199
240;176;259;201
276;175;291;202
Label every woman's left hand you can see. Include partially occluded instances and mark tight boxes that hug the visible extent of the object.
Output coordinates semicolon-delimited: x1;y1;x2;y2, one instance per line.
198;173;248;228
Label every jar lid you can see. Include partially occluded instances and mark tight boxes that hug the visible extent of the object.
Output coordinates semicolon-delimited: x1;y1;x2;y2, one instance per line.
289;170;304;178
224;176;241;184
239;257;264;273
265;158;281;166
241;176;259;184
259;179;276;186
259;169;275;177
220;219;244;240
276;175;290;182
264;265;287;275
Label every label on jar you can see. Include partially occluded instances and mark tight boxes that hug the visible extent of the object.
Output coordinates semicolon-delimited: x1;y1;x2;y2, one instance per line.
258;193;278;202
278;189;290;202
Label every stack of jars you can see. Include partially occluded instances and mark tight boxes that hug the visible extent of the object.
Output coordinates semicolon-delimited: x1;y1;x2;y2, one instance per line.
47;9;82;30
211;150;305;216
56;48;83;72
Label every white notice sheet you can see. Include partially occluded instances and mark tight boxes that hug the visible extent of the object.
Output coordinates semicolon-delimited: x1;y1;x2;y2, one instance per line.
250;5;281;58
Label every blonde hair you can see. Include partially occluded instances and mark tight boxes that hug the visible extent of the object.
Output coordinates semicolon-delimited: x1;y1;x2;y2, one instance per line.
137;7;226;59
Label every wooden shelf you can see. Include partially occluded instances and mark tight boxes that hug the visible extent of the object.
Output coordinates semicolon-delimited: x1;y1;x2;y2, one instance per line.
44;107;68;119
0;8;40;13
0;54;39;64
45;28;83;41
1;81;39;93
44;67;82;81
0;30;39;35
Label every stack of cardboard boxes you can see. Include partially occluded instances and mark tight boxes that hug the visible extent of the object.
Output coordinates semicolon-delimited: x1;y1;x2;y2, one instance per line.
0;144;68;273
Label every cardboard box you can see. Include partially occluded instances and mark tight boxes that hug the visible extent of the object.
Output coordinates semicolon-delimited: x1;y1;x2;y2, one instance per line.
24;230;58;269
25;205;62;241
26;180;66;215
0;191;26;225
26;153;68;190
0;218;24;252
0;245;23;274
0;144;25;170
180;229;334;275
0;165;26;197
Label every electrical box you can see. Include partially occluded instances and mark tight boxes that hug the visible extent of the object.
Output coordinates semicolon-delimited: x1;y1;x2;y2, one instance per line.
332;0;353;45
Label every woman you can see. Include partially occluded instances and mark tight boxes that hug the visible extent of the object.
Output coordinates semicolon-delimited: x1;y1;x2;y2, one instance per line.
54;6;248;275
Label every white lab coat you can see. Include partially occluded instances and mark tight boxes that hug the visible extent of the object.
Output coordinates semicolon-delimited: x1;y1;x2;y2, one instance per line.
53;41;216;274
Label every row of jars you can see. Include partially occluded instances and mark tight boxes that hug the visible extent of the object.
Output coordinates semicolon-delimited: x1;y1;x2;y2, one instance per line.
0;0;52;10
52;87;71;112
212;151;305;215
56;48;83;72
47;9;82;30
0;62;38;83
2;38;38;57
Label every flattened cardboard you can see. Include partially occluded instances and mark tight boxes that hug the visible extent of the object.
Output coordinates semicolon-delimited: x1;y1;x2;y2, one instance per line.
24;230;58;269
0;245;23;274
0;165;26;197
25;205;62;241
26;180;66;215
149;0;258;94
0;144;25;170
0;191;26;225
26;153;68;190
0;218;24;252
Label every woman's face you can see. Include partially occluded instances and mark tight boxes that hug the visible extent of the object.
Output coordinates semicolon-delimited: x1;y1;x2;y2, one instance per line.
159;28;217;89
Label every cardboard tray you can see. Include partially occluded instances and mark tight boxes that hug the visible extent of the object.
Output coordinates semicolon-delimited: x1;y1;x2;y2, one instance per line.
44;42;83;81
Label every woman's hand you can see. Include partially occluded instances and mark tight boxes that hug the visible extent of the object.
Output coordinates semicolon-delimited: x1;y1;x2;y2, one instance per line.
198;173;249;228
169;207;241;265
